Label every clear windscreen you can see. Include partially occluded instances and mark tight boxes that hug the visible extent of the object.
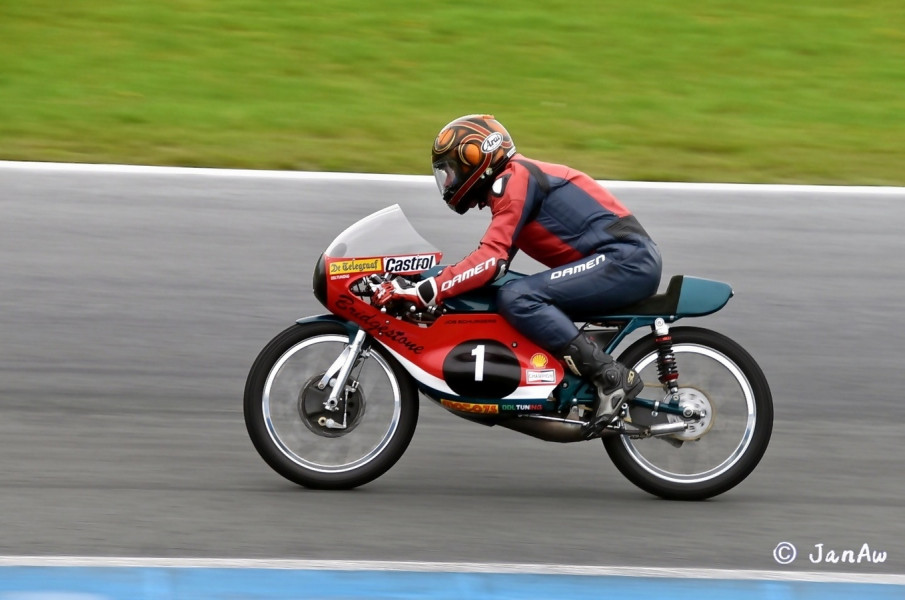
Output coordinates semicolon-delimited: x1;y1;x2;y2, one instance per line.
324;204;441;259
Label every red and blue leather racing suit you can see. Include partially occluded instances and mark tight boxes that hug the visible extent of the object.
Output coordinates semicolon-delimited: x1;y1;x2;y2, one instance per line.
431;154;662;353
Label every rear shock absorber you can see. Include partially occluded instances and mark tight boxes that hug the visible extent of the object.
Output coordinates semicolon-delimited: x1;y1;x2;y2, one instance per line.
653;318;679;400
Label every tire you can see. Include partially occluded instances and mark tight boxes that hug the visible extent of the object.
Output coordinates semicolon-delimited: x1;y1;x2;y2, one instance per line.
244;322;418;489
603;326;773;501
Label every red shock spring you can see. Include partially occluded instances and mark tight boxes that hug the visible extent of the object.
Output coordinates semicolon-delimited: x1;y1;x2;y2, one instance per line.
655;333;679;393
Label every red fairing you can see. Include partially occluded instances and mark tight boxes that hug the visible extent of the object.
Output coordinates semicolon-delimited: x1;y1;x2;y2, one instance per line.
321;257;563;399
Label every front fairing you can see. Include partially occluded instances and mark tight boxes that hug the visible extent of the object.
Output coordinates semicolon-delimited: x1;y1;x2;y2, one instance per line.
313;205;443;307
311;204;564;406
325;204;442;271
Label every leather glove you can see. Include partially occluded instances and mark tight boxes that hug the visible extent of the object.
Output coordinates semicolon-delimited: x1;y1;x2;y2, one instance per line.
372;277;438;309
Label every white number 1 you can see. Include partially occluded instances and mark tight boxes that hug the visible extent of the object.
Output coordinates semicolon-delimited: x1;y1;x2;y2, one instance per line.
471;344;486;381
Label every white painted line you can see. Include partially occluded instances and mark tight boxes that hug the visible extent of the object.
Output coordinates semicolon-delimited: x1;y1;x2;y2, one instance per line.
0;557;902;585
602;179;905;195
2;160;904;195
0;160;427;184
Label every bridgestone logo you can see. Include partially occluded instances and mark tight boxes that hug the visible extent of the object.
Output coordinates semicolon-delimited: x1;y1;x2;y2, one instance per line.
384;255;437;272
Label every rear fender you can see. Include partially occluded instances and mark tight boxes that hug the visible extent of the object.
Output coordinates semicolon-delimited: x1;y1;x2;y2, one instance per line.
591;276;734;353
675;276;734;318
605;275;733;320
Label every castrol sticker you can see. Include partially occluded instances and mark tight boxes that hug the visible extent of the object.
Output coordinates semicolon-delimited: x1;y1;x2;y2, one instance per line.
383;254;438;273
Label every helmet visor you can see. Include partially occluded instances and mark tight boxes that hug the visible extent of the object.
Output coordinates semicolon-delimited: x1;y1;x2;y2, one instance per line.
432;160;460;200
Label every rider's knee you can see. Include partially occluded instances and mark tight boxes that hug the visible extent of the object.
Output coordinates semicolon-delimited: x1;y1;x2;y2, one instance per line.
497;278;537;321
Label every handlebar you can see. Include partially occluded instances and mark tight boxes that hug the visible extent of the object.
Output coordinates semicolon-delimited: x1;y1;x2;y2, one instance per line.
364;273;442;321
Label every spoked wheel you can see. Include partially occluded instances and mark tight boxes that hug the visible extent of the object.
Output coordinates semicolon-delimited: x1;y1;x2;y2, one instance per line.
604;327;772;500
244;322;418;489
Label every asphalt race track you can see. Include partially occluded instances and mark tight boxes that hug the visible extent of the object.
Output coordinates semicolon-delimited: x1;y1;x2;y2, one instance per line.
1;164;903;575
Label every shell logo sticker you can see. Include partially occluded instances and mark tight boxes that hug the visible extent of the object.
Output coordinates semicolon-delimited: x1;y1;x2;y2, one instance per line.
529;353;549;369
526;353;556;384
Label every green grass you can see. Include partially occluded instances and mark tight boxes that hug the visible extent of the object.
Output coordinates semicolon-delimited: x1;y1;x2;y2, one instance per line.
1;0;904;184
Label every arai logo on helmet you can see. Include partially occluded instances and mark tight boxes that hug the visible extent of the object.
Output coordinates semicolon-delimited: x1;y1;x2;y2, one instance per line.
481;132;504;153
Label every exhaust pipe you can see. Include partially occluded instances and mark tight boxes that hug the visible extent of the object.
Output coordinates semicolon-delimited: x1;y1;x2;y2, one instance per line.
648;422;688;436
496;412;689;442
496;415;587;443
497;415;689;442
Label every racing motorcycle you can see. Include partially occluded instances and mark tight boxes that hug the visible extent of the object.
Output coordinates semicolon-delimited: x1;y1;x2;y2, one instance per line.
244;204;773;500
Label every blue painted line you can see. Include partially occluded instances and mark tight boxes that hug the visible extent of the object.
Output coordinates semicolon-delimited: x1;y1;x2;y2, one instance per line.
1;567;904;600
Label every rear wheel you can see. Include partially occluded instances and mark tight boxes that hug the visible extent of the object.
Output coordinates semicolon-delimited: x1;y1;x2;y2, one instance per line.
604;327;772;500
244;322;418;489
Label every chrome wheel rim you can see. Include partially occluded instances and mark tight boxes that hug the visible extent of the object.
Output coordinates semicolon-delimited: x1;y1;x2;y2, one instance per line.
621;344;757;484
262;335;402;473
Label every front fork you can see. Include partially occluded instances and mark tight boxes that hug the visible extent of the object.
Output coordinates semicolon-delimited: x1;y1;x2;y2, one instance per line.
315;328;368;430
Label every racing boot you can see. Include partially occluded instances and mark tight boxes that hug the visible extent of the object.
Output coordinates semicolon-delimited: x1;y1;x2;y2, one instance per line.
559;334;643;438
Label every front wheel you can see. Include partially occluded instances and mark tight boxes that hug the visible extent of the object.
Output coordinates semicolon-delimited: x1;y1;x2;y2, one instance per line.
604;327;773;500
244;322;418;489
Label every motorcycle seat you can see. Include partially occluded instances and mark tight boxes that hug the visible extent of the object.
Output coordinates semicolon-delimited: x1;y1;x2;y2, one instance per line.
445;274;732;321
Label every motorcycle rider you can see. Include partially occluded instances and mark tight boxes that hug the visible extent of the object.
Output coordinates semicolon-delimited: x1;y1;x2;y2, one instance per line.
372;114;662;435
